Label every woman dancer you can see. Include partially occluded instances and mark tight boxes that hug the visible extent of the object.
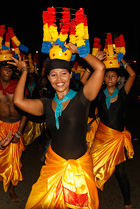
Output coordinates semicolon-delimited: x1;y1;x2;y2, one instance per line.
82;52;135;209
8;42;105;209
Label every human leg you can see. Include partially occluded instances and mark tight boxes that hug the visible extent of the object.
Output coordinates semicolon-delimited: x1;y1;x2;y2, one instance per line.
115;161;132;208
8;182;19;201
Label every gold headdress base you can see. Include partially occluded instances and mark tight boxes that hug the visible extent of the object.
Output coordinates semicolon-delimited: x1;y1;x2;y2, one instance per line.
49;45;72;61
0;50;12;62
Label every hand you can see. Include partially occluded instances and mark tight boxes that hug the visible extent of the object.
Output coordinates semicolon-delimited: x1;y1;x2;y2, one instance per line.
67;43;79;54
12;135;20;143
96;51;107;61
1;131;13;147
7;53;28;72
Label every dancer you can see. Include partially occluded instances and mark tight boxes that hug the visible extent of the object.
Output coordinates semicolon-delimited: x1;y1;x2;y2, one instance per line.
0;49;27;201
84;34;135;209
8;39;105;208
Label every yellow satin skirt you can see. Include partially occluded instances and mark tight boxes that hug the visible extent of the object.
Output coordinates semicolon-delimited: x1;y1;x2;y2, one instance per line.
90;122;134;191
0;120;25;192
23;121;45;145
25;146;99;209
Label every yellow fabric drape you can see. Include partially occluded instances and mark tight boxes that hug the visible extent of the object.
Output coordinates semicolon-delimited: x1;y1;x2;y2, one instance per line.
25;146;99;209
86;118;99;152
23;121;45;145
0;120;25;192
90;122;134;191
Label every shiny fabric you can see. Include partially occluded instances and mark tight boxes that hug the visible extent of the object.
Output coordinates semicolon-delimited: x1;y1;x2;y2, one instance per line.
90;122;134;191
86;118;99;152
0;120;25;192
25;146;99;209
23;121;45;145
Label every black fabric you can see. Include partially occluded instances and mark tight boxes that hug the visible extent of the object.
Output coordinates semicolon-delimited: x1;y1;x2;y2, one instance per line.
0;60;15;68
45;58;71;74
97;86;127;132
106;68;121;76
40;89;91;160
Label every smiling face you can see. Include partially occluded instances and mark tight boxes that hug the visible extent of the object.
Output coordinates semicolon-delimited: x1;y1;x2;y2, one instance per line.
48;68;72;94
104;71;121;87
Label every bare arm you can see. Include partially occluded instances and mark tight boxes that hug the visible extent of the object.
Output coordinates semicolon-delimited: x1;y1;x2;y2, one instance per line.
12;115;28;143
83;53;105;101
67;43;105;101
8;55;44;116
121;59;136;94
81;51;106;89
80;68;91;85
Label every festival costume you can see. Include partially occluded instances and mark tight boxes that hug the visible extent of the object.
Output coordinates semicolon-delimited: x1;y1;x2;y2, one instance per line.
90;121;134;190
25;7;99;209
25;88;99;209
25;145;98;209
0;80;25;192
88;34;134;206
0;27;28;192
89;87;134;191
23;120;45;146
0;120;25;192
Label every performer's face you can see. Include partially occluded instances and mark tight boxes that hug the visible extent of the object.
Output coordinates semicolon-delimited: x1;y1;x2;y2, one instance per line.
0;65;13;82
104;71;121;87
48;68;72;94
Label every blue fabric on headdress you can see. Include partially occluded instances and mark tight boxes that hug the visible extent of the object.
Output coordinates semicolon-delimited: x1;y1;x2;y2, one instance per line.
2;45;10;50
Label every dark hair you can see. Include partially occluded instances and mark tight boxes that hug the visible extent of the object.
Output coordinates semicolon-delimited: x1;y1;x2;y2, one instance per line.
105;68;121;77
0;61;15;69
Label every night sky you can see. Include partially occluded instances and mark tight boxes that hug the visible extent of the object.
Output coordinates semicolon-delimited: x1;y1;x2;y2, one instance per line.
0;1;138;62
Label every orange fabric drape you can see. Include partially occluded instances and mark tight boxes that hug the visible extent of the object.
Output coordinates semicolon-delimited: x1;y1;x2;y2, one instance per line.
25;146;99;209
0;120;25;192
90;122;134;191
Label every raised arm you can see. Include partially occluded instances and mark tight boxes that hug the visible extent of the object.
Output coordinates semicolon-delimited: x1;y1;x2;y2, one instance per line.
80;51;106;86
68;43;105;101
83;53;105;101
121;59;136;94
8;55;44;116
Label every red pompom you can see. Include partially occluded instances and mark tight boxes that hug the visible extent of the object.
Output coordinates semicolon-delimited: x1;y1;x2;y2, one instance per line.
107;33;113;45
93;37;100;48
8;27;15;38
0;25;5;37
119;34;125;47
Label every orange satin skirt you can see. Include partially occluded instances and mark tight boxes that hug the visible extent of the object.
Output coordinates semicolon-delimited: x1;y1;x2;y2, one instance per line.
25;146;99;209
90;121;134;191
0;120;25;192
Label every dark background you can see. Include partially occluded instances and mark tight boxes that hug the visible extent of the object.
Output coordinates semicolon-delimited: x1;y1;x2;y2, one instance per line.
0;0;138;71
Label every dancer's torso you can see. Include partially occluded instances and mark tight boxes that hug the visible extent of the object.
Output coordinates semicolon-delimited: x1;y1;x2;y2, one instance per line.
40;89;90;160
97;87;127;132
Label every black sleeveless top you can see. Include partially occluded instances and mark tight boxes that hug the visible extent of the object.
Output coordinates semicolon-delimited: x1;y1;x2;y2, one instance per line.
97;87;127;132
40;89;90;160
